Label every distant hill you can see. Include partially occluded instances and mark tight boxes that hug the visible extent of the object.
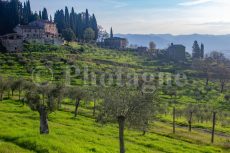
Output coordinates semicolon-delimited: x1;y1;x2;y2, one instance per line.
115;34;230;57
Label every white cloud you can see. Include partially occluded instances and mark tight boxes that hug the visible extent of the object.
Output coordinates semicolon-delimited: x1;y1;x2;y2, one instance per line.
103;0;128;8
178;0;213;6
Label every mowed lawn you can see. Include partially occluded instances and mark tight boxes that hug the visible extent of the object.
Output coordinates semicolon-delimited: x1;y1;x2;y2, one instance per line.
0;100;226;153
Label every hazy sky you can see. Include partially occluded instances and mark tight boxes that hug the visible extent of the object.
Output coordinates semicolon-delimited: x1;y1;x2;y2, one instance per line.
23;0;230;35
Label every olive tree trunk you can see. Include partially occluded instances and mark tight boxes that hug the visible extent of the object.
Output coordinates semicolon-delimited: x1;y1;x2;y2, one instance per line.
118;116;125;153
0;92;3;101
188;111;193;132
58;97;62;110
74;98;80;117
93;100;96;116
173;107;176;134
39;106;49;134
19;88;22;101
211;112;216;143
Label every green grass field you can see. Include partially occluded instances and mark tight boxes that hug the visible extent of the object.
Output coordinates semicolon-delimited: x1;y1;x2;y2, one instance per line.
0;100;228;153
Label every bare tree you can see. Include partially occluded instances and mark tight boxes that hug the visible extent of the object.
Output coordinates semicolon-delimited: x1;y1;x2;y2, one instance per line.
213;63;230;93
192;58;213;86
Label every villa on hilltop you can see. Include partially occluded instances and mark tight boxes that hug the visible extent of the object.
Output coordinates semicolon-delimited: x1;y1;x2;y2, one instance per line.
0;20;64;52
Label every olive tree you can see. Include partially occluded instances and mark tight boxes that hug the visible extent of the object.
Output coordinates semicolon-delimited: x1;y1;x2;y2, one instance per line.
13;78;26;101
68;87;87;118
100;86;158;153
213;63;230;93
0;77;7;101
25;84;58;134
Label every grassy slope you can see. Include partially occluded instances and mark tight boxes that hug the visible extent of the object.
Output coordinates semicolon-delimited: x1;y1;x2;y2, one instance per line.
0;43;229;152
0;100;226;153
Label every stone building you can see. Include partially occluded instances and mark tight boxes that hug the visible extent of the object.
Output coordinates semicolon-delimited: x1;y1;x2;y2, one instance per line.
137;47;148;53
104;27;127;49
167;43;186;61
14;20;63;45
0;20;64;52
104;37;127;49
0;33;23;52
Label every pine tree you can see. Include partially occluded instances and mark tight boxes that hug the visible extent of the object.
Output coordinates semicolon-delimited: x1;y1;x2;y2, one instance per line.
42;8;48;20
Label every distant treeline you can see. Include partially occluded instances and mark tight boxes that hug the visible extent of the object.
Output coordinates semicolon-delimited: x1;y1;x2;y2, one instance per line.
0;0;98;41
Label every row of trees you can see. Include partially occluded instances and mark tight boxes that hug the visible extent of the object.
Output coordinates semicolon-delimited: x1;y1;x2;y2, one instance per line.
193;51;230;92
54;7;98;41
0;76;158;153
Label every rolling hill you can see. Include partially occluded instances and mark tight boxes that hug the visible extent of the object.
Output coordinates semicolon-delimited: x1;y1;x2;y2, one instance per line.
116;34;230;57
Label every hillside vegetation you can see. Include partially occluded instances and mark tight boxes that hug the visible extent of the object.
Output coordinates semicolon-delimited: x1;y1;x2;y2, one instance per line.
0;43;229;153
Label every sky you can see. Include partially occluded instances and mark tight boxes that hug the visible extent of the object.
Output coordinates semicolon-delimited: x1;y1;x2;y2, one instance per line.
22;0;230;35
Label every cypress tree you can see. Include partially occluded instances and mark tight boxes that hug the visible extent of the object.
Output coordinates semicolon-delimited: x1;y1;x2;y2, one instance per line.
70;7;76;34
200;43;204;58
192;40;201;59
50;15;52;22
110;27;113;38
39;11;42;19
90;14;98;40
8;0;20;32
42;8;48;20
54;9;66;33
85;9;89;29
65;6;70;27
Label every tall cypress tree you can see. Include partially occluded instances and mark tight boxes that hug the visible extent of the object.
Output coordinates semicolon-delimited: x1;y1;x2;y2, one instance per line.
110;27;113;38
54;9;66;33
85;9;89;29
9;0;20;32
70;7;76;34
90;14;98;40
200;43;204;58
39;11;42;19
65;6;70;27
42;8;48;20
